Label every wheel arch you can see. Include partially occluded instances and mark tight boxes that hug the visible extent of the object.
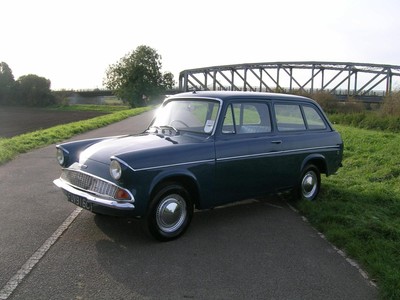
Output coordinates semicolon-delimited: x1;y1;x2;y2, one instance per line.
148;170;201;210
301;154;327;175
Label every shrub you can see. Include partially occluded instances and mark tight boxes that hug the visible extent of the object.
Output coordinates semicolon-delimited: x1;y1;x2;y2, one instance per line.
329;112;400;133
380;91;400;117
308;92;365;114
311;92;340;113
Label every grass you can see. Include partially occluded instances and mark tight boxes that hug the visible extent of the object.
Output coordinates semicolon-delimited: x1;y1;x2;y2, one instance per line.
48;104;130;113
295;125;400;299
0;106;152;165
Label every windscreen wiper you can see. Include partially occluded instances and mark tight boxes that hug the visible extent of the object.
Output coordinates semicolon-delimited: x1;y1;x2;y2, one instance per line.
149;125;179;135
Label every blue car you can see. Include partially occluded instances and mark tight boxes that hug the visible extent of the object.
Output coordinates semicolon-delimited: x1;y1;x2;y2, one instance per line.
54;91;343;241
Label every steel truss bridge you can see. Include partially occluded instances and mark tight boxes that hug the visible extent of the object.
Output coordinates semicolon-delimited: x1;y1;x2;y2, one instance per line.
179;62;400;101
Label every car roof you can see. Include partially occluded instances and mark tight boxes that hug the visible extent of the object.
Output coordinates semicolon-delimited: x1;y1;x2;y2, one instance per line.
169;91;315;103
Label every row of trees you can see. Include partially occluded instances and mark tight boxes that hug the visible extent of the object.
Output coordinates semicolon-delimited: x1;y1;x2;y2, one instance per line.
1;45;175;108
0;62;55;106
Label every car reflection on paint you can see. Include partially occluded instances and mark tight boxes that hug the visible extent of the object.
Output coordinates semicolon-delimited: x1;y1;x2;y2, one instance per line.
54;91;343;241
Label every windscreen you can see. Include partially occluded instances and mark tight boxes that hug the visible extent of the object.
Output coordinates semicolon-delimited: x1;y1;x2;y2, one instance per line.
152;99;220;134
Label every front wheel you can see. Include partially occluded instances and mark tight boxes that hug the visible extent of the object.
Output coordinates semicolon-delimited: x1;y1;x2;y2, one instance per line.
298;165;321;201
146;183;194;242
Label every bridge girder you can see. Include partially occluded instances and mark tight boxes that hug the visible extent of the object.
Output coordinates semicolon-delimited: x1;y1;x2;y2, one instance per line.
179;61;400;100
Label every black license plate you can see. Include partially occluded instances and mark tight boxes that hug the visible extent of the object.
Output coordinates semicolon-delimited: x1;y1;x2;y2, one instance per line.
67;193;93;211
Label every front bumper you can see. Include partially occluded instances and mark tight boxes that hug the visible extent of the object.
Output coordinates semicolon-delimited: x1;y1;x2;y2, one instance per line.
54;178;136;215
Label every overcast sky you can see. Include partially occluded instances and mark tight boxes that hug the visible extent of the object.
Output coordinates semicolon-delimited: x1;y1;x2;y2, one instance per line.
1;0;400;90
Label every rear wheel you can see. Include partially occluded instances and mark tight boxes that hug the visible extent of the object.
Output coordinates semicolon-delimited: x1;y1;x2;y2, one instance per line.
298;165;321;201
146;183;193;241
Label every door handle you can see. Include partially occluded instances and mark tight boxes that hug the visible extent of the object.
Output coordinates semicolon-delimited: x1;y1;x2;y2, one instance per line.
271;140;282;144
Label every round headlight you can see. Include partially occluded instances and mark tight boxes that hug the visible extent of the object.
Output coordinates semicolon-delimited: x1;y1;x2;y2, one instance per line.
56;148;65;166
110;160;122;180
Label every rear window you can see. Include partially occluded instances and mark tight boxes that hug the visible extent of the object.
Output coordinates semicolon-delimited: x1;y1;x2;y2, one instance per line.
274;104;306;131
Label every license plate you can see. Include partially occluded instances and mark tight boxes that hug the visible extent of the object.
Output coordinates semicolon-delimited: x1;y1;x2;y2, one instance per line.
67;193;93;211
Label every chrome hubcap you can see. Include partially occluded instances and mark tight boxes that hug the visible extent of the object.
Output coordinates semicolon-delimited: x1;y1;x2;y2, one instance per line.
156;194;187;233
301;171;318;200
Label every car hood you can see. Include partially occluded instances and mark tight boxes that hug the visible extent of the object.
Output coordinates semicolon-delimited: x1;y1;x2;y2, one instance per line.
78;132;209;166
78;134;168;164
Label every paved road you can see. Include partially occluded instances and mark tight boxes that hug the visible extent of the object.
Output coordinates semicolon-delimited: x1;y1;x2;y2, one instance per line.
0;110;378;299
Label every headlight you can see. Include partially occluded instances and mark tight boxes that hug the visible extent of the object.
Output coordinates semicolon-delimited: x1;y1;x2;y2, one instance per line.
56;148;65;166
110;160;122;180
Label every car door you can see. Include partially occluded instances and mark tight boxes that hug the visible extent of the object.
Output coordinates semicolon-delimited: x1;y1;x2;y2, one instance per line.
214;101;282;206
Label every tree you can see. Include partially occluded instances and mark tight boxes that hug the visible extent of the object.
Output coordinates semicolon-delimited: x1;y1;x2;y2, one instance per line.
0;62;16;105
103;45;174;107
16;74;55;106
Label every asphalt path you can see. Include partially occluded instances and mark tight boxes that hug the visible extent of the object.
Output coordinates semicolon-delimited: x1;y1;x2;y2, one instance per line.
0;110;378;299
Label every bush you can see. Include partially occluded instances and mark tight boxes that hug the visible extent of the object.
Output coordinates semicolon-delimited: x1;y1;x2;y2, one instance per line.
309;92;365;114
339;98;366;114
380;92;400;117
310;92;339;113
329;112;400;133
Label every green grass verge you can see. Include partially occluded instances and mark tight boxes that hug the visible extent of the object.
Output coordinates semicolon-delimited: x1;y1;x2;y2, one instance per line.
48;104;130;113
296;125;400;299
0;107;152;165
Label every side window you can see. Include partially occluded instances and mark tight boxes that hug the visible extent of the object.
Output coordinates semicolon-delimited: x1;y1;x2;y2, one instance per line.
274;104;306;131
222;102;271;134
303;106;327;130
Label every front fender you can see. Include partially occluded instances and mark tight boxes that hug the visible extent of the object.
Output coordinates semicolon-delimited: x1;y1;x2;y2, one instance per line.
149;168;198;195
57;136;124;167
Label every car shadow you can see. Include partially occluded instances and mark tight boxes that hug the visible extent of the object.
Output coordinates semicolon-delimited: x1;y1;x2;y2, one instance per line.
92;195;285;245
90;196;302;297
87;193;377;299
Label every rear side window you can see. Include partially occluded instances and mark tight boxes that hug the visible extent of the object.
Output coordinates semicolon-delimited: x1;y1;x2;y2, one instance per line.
303;106;327;130
274;104;306;131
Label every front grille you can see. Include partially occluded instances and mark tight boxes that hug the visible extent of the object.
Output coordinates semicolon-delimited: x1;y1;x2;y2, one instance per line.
61;169;118;198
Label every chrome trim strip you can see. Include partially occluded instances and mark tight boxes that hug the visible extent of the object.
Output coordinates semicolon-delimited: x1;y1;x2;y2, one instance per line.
134;159;215;172
56;145;69;154
217;145;340;162
113;145;339;171
111;156;215;172
54;178;135;210
111;156;136;172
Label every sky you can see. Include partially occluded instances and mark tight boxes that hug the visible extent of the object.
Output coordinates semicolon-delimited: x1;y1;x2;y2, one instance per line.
1;0;400;90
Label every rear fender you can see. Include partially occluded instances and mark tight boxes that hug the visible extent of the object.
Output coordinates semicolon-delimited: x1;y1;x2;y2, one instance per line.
300;154;327;174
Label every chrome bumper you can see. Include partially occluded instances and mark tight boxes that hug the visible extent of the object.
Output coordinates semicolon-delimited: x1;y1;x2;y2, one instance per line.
53;178;135;211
